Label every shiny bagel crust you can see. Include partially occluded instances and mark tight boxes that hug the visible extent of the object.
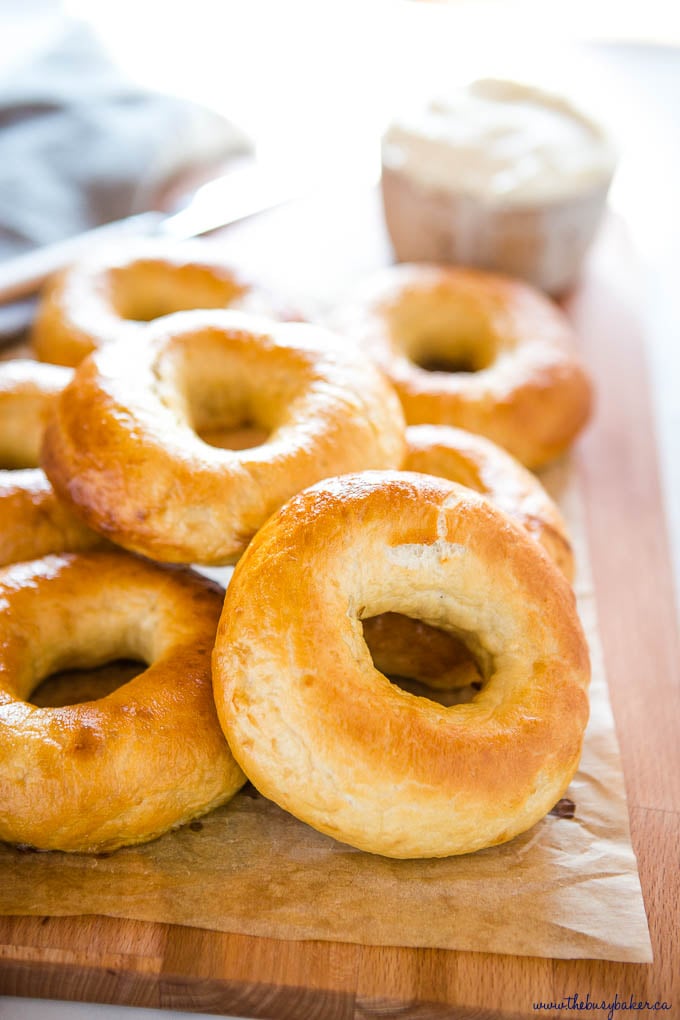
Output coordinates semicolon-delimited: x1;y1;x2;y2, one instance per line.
42;310;406;565
0;552;245;852
213;471;590;859
364;423;573;688
32;239;298;366
0;469;104;567
405;424;573;577
0;360;71;467
331;264;592;468
0;360;103;566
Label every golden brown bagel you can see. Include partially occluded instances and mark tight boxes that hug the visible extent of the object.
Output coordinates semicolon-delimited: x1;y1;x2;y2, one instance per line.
402;425;574;579
0;360;103;566
0;359;71;467
0;551;245;853
364;423;573;689
331;264;592;468
32;240;298;366
42;310;406;565
213;471;590;859
0;469;105;567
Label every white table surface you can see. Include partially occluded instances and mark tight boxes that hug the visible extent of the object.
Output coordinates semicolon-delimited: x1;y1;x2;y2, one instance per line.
0;20;678;1020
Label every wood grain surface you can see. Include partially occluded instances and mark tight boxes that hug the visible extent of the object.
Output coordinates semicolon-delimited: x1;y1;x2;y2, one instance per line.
0;194;678;1018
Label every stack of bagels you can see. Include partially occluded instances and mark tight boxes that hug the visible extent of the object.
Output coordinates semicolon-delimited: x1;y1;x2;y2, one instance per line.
0;238;591;860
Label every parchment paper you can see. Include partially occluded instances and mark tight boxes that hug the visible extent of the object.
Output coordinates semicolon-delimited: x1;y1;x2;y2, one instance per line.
0;462;653;963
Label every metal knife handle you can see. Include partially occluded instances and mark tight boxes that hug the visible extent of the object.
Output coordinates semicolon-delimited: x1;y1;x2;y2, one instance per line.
0;211;166;304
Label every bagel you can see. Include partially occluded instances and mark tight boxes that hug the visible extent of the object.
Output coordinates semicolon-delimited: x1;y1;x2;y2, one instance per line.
331;264;592;468
402;425;573;579
42;310;406;565
364;423;573;689
0;360;103;567
213;471;590;859
32;240;298;367
0;551;245;853
0;359;71;467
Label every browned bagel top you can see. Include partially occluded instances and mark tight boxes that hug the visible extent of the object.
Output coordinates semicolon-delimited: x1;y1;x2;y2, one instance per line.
0;551;244;852
331;264;592;468
42;310;406;565
403;423;573;579
32;240;298;366
0;359;102;566
213;471;590;858
0;360;72;467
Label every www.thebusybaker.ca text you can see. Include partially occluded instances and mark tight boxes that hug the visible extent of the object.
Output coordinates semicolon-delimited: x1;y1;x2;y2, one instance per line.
533;993;671;1020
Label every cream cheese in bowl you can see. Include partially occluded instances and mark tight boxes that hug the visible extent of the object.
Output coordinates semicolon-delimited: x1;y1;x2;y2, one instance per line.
381;80;617;294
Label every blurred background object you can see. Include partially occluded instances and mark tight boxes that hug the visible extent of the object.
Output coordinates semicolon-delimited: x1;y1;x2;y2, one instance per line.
0;16;250;258
3;0;678;294
0;0;252;337
380;79;618;293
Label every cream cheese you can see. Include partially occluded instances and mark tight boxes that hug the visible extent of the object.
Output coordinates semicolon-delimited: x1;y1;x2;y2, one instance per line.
382;80;616;206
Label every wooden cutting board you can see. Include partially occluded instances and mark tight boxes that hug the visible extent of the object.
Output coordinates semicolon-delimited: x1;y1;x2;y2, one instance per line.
0;193;678;1018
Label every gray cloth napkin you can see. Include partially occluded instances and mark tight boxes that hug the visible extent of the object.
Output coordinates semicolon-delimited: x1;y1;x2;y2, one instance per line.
0;17;252;339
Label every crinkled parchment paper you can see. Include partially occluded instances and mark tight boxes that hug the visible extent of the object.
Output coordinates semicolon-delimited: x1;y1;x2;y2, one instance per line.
0;462;652;962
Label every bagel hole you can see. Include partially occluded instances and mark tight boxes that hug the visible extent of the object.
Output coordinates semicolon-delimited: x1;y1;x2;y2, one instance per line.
109;263;245;322
0;442;40;471
153;337;284;452
30;659;146;708
0;458;34;471
416;351;483;374
412;334;495;374
197;424;271;451
389;298;499;374
362;612;488;706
